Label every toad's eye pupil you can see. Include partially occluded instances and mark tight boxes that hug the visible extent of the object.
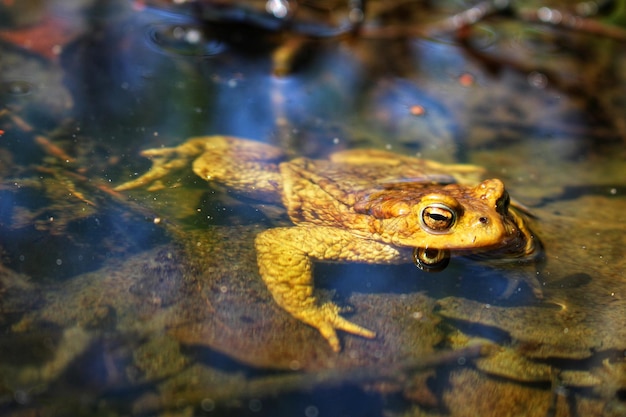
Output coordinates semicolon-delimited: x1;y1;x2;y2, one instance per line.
428;213;448;221
421;204;456;232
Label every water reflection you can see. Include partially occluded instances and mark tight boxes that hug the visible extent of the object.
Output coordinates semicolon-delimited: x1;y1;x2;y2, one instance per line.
1;0;626;416
146;21;226;56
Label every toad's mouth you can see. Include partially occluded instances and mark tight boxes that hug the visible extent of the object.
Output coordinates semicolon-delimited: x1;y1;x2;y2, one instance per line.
489;207;542;259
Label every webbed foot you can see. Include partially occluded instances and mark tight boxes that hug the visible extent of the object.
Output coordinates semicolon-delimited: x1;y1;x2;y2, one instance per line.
305;302;376;352
115;139;208;191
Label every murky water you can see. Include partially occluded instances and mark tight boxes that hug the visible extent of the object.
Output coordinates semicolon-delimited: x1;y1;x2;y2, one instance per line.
1;1;626;416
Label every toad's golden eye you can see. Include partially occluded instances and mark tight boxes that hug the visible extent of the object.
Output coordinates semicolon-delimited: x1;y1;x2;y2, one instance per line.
420;203;456;233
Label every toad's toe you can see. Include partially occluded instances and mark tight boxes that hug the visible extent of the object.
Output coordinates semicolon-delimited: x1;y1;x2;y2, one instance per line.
312;302;376;352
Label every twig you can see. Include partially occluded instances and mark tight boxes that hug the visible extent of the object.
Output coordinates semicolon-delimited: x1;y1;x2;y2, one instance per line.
135;344;487;414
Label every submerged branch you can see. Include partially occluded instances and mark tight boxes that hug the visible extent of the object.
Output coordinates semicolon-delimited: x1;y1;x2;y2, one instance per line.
136;344;487;414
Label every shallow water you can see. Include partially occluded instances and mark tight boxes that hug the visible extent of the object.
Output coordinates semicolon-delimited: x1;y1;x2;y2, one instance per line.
1;1;626;416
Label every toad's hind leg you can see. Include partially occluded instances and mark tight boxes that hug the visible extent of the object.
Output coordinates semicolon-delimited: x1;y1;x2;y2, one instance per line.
115;137;212;191
190;136;286;203
255;226;407;352
116;135;286;202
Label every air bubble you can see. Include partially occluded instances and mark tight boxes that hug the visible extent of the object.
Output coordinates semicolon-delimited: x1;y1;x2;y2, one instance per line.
3;80;34;96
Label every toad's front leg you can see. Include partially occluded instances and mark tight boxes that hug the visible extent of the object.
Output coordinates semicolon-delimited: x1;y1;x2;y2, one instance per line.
255;226;409;352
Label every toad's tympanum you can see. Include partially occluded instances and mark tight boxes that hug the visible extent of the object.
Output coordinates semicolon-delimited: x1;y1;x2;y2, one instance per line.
117;136;540;351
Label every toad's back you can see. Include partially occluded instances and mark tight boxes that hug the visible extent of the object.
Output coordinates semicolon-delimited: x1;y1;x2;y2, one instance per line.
278;150;484;236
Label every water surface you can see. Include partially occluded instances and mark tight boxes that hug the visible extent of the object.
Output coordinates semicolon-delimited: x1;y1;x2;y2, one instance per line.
1;1;626;416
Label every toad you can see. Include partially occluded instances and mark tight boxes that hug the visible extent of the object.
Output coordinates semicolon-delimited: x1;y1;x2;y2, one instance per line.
116;136;541;351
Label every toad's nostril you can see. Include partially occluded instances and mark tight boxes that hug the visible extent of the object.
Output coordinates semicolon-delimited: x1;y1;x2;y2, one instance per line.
479;216;488;224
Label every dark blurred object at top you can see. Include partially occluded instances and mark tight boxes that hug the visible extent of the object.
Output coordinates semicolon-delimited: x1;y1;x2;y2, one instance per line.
137;0;368;37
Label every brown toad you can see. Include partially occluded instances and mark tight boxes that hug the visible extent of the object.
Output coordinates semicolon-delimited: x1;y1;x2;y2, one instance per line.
116;136;540;351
